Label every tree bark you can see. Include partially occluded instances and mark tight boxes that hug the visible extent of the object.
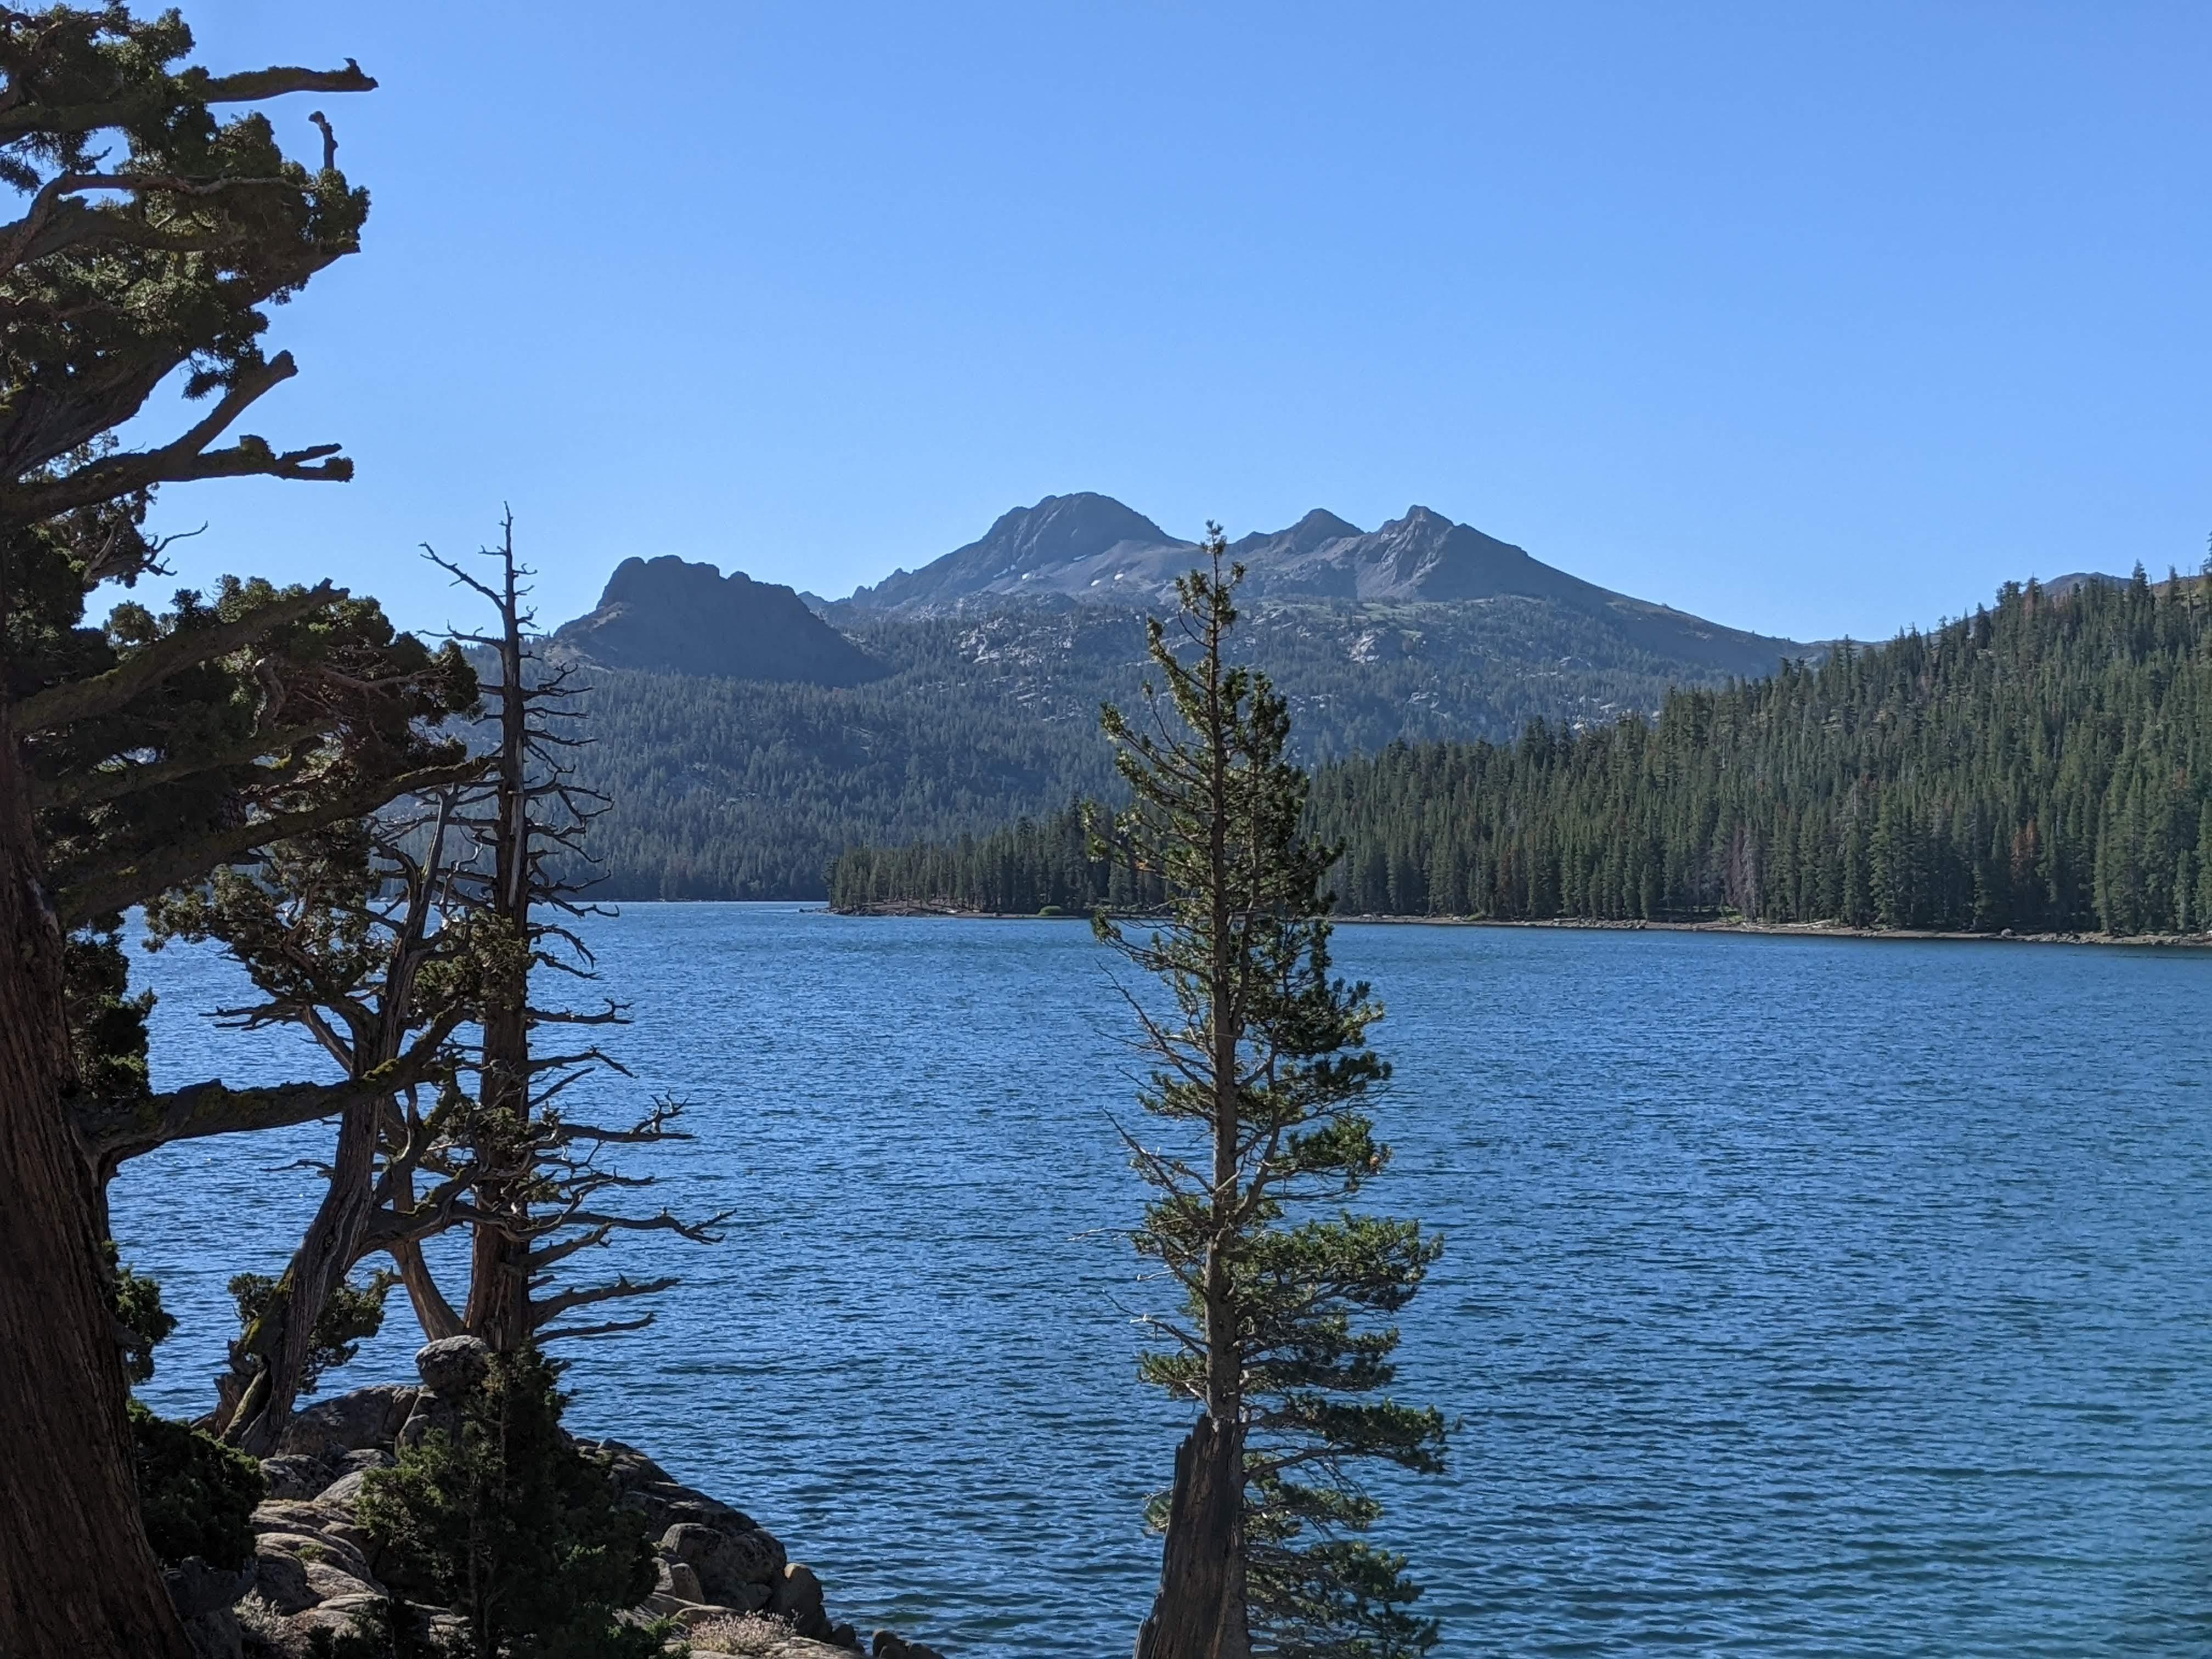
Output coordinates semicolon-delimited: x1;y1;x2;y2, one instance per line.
462;555;535;1352
216;1085;382;1452
462;1038;533;1353
391;1237;465;1341
0;710;194;1657
1133;1413;1250;1659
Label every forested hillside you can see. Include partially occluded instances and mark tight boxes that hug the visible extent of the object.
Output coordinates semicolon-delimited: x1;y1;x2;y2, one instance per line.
830;571;2212;936
561;595;1805;899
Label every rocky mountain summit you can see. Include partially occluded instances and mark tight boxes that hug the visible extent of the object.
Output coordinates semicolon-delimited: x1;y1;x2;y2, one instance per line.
172;1338;943;1659
845;492;1184;613
552;556;887;686
1227;505;1602;606
838;492;1793;639
833;493;1802;672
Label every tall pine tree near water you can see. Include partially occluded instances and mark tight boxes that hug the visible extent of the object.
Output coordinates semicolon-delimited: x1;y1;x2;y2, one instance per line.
1099;532;1448;1659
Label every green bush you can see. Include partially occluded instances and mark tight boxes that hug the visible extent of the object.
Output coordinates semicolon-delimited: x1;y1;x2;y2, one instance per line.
358;1348;662;1659
228;1268;396;1395
129;1401;266;1569
106;1242;177;1386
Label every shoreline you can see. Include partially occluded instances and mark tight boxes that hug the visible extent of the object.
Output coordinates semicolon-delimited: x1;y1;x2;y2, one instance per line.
826;904;2212;950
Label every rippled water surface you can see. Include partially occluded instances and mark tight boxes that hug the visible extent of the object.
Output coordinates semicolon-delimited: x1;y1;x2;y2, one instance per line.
115;907;2212;1656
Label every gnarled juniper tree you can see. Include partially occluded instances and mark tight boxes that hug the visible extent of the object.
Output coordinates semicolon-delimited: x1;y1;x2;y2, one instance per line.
143;520;723;1460
144;798;489;1450
0;13;477;1653
1097;531;1448;1659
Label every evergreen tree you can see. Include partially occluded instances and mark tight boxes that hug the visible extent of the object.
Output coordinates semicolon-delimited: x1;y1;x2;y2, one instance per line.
423;518;728;1353
838;573;2212;941
145;803;487;1450
1098;532;1448;1659
356;1347;661;1659
0;16;479;1652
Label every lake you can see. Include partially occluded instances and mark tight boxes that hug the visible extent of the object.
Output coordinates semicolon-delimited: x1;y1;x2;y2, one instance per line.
113;906;2212;1656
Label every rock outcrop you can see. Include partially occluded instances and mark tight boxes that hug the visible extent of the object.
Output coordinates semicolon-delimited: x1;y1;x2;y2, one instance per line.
551;556;887;686
174;1341;940;1659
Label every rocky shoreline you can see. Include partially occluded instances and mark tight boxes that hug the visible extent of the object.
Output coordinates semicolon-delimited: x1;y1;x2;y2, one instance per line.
174;1339;944;1659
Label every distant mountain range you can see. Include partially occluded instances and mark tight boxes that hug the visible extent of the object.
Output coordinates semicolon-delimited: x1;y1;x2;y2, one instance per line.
848;493;1654;611
553;493;1809;689
531;494;1854;897
535;493;2136;899
839;493;1802;677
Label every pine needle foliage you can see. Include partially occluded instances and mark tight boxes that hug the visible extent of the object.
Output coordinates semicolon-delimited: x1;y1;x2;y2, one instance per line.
104;1239;176;1386
357;1348;660;1659
1307;569;2212;931
834;570;2212;938
1097;531;1448;1659
128;1402;264;1570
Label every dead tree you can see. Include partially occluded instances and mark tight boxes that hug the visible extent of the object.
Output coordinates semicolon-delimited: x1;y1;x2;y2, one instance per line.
426;514;726;1352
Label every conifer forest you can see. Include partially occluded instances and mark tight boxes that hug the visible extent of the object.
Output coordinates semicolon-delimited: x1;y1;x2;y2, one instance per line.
833;571;2212;938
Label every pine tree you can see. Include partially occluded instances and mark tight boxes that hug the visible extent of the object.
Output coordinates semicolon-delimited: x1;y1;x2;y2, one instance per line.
422;518;729;1353
0;17;478;1651
1097;532;1448;1659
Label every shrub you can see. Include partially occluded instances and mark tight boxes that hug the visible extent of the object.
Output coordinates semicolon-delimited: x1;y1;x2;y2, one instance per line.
129;1401;266;1569
228;1268;396;1395
686;1614;795;1656
105;1242;177;1386
357;1347;662;1659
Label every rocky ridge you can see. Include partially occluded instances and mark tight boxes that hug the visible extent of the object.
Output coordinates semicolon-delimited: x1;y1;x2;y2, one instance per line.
551;556;888;686
174;1338;943;1659
836;494;1805;671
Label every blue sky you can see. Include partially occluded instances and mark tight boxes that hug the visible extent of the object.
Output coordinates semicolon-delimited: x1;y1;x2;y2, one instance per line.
141;2;2212;643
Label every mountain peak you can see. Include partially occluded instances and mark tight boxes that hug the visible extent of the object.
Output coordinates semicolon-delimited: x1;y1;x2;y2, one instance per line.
554;556;884;685
1386;504;1452;535
968;493;1176;567
1274;508;1364;552
840;493;1647;617
848;493;1188;612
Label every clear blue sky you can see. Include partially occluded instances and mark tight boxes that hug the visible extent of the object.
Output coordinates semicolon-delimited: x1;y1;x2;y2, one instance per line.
143;2;2212;644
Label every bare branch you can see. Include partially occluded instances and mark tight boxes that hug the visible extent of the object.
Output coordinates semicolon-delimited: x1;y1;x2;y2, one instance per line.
528;1275;679;1325
0;352;352;529
536;1314;657;1342
76;1045;442;1170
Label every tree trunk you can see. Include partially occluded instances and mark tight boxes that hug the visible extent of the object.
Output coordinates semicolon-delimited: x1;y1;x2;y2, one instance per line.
464;1184;532;1351
0;718;195;1657
463;566;536;1352
391;1237;465;1341
1133;1413;1249;1659
218;1088;383;1453
463;989;533;1350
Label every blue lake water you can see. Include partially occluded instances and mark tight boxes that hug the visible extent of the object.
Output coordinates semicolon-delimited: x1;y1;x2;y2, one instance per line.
113;906;2212;1656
